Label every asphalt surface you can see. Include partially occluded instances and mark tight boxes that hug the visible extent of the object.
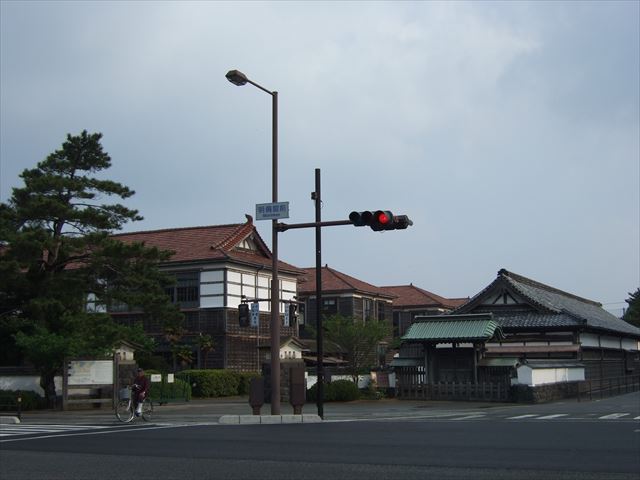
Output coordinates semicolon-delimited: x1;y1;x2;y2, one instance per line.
3;396;503;425
3;390;640;425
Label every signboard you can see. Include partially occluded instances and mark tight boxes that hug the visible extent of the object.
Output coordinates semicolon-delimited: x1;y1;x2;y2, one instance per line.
284;305;290;327
167;374;175;384
151;374;162;383
250;302;260;327
68;360;113;386
256;202;289;221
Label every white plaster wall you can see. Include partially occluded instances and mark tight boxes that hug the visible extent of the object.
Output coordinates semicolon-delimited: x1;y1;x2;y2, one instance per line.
0;376;63;396
517;367;585;386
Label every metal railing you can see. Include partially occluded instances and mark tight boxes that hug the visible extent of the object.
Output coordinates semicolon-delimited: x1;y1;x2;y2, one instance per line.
0;391;22;420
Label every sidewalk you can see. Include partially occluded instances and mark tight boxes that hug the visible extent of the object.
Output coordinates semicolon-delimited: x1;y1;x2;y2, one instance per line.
3;396;514;425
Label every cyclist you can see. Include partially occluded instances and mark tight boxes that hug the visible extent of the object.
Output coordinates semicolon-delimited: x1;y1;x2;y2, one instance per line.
131;367;150;417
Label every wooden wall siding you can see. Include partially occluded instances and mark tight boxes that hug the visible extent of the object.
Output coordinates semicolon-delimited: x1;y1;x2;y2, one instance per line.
352;298;364;320
582;349;628;381
226;335;262;372
185;309;225;335
200;335;225;369
433;349;475;383
382;302;393;321
338;297;354;317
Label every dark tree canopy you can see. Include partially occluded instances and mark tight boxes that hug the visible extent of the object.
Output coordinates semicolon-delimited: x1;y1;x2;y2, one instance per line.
308;314;391;383
622;288;640;327
0;131;181;405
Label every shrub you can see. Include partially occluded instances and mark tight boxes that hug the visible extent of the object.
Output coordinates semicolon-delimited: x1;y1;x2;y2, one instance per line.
307;380;360;402
177;370;259;398
329;380;360;401
238;372;261;396
0;390;46;411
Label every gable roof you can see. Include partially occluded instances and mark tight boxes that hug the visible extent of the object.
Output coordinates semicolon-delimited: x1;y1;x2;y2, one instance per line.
456;269;640;337
297;265;395;300
380;284;468;310
112;215;303;275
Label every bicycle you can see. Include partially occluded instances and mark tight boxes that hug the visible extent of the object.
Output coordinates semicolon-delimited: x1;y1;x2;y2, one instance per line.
115;386;153;423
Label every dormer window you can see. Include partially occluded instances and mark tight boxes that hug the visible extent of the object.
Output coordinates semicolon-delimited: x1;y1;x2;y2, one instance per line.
238;237;257;251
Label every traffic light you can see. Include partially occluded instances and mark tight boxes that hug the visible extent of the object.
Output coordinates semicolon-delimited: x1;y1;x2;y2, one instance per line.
349;210;413;231
238;303;249;327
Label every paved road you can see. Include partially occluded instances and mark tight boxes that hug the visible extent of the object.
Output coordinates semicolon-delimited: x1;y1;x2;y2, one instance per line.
1;417;638;479
5;390;639;426
1;392;638;479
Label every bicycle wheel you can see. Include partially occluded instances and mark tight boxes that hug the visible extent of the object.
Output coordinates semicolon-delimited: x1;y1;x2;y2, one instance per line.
141;398;153;422
115;399;134;423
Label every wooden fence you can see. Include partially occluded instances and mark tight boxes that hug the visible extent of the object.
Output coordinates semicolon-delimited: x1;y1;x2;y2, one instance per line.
397;366;640;403
398;380;511;402
577;374;640;402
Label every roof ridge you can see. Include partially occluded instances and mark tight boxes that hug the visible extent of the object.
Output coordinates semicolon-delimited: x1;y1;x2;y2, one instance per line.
113;223;245;237
327;266;390;294
499;269;601;307
381;284;468;306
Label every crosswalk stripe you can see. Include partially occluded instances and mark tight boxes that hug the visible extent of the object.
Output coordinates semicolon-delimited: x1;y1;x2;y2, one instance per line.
536;414;569;420
598;413;630;420
0;424;110;438
451;414;486;421
507;414;538;419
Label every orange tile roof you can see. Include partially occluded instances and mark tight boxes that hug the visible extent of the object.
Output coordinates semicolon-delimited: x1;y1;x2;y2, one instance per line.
380;284;468;310
112;216;303;275
297;266;395;299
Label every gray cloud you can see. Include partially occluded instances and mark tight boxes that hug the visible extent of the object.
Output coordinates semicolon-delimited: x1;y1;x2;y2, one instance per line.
1;1;638;311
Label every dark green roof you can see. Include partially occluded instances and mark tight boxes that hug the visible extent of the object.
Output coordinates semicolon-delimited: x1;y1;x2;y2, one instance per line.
402;314;501;343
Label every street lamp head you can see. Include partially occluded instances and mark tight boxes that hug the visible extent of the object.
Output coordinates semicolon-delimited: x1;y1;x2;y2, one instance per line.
226;69;248;86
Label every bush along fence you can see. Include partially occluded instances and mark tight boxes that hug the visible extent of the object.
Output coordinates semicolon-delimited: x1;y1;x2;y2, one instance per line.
178;370;260;398
0;390;46;418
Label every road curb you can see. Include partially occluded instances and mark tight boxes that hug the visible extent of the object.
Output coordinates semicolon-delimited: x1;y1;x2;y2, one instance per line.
219;414;322;425
0;416;21;424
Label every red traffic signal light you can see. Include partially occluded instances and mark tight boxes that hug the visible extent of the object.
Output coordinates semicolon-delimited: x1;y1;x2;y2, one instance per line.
349;210;413;231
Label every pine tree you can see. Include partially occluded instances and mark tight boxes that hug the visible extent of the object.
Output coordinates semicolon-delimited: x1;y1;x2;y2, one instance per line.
622;288;640;327
0;131;182;406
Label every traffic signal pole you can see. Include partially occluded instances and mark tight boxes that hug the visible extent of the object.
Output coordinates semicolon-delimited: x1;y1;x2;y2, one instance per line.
276;170;413;419
313;168;324;419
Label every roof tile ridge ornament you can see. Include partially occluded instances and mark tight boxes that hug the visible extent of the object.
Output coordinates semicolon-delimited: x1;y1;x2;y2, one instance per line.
211;215;256;252
499;268;601;307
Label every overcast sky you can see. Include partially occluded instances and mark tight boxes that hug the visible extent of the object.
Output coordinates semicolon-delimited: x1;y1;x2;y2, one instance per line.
1;1;638;315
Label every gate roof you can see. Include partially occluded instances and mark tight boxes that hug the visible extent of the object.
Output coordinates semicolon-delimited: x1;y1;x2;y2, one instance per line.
402;314;502;343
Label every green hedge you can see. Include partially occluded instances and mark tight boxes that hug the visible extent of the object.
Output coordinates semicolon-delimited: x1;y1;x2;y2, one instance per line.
150;378;192;402
177;370;259;398
0;390;46;411
307;380;360;402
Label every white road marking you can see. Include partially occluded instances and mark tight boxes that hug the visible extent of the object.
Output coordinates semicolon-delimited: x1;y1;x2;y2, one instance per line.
451;414;486;421
598;413;630;420
0;423;187;443
507;414;538;420
536;414;569;420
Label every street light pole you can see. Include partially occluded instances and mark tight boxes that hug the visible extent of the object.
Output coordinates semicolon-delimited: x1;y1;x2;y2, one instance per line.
226;69;281;415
